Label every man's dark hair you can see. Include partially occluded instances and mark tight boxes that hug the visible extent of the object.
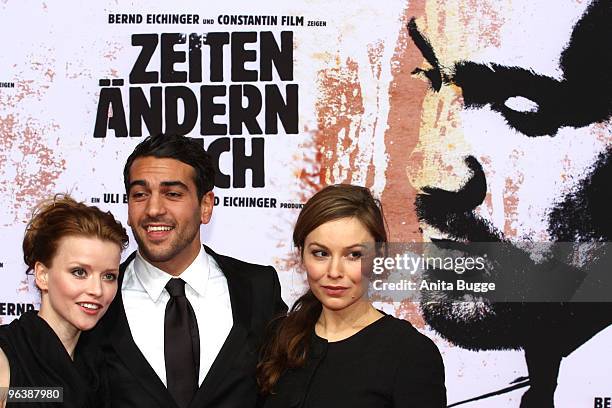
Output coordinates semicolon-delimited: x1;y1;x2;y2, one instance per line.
123;134;215;201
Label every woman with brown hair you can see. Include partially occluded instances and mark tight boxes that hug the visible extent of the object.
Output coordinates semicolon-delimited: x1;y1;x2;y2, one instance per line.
0;195;128;408
258;184;446;407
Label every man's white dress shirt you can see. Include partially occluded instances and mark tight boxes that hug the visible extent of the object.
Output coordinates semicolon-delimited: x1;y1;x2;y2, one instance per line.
122;246;233;386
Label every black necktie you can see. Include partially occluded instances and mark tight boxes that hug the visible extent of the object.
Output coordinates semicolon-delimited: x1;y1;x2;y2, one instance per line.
164;278;200;408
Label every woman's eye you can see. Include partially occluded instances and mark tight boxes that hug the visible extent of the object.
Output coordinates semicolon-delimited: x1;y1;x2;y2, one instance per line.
71;268;87;278
312;250;328;258
348;251;363;260
103;273;118;281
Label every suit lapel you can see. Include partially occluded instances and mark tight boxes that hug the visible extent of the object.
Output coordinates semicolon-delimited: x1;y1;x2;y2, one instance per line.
104;251;178;408
190;246;253;407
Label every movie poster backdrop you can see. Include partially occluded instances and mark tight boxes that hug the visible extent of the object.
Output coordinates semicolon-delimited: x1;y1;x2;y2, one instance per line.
0;1;610;407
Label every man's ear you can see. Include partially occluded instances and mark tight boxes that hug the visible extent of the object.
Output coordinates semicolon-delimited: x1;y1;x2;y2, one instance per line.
200;191;215;225
34;262;49;292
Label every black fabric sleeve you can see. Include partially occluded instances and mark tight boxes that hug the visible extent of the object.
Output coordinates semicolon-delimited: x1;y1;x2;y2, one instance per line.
392;335;447;407
269;266;288;318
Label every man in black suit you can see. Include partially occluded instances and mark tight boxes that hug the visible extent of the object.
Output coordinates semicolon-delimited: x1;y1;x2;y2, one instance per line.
88;134;287;408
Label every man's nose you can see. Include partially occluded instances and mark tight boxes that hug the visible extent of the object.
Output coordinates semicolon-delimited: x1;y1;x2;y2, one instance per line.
407;85;473;193
145;193;166;217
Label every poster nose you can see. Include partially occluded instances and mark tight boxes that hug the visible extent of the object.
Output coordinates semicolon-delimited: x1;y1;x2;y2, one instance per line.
407;85;473;194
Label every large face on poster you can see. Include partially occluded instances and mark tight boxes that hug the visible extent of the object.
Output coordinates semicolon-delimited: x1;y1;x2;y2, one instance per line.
0;1;610;407
410;0;611;243
405;2;612;406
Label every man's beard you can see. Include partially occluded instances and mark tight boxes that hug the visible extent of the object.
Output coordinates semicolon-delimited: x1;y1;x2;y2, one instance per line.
548;147;612;242
420;301;525;350
414;150;612;351
132;214;202;265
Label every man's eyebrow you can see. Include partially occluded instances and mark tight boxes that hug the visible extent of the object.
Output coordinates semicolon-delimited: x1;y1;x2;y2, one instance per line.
128;180;191;191
160;181;190;190
128;180;147;190
407;18;443;91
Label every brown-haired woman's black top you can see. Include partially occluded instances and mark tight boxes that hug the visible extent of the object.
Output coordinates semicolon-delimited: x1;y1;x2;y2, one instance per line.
262;314;446;408
0;311;108;408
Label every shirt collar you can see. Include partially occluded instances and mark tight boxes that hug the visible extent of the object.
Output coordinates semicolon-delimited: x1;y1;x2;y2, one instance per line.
133;246;210;302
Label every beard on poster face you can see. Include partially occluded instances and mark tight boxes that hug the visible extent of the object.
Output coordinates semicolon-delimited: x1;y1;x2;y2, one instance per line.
548;147;612;242
414;147;611;352
415;152;611;349
414;158;537;349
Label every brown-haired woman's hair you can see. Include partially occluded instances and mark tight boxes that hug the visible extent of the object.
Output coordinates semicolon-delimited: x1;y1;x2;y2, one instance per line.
23;194;129;274
257;184;387;395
